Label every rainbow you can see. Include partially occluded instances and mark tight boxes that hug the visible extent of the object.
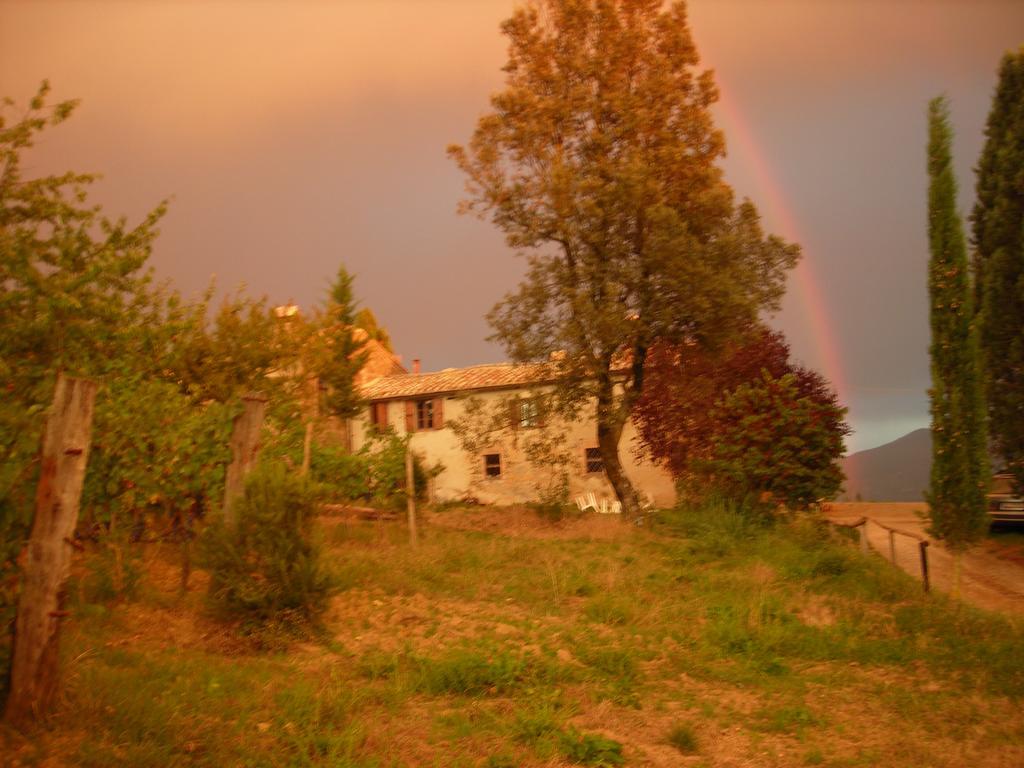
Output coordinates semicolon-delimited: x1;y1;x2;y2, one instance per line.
713;81;857;464
713;84;849;401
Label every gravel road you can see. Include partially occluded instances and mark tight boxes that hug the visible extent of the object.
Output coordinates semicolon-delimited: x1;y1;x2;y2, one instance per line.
824;502;1024;615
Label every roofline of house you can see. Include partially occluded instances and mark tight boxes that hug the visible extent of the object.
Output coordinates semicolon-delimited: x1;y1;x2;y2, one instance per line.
360;369;633;403
361;377;566;403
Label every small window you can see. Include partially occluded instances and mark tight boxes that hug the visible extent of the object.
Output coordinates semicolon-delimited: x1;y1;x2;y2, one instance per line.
585;447;604;474
416;399;434;430
484;453;501;477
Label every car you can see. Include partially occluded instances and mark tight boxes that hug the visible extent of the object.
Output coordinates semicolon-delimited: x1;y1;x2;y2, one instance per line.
988;473;1024;523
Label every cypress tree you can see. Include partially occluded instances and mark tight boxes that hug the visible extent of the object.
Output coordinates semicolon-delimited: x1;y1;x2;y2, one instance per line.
971;48;1024;491
925;97;989;579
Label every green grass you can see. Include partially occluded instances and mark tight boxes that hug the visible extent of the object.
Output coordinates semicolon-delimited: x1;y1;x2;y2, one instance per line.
11;501;1024;767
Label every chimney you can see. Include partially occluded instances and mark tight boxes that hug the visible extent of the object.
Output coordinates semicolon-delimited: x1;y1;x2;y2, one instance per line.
413;359;421;375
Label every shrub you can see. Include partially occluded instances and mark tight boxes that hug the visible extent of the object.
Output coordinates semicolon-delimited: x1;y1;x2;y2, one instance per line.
310;444;371;501
199;464;333;630
324;429;439;508
666;723;699;754
701;372;848;510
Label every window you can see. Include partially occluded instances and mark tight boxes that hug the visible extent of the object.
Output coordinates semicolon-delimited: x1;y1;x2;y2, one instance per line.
406;398;443;432
369;402;388;429
511;397;543;429
519;399;539;428
585;447;604;474
484;453;501;477
416;399;434;430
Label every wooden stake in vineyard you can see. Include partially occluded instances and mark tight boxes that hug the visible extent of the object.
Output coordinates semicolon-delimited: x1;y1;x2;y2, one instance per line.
405;445;418;546
222;393;267;528
5;374;97;727
300;375;319;478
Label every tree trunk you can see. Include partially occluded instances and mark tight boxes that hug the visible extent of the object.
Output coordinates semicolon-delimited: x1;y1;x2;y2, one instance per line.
222;393;267;528
5;374;97;727
596;378;641;519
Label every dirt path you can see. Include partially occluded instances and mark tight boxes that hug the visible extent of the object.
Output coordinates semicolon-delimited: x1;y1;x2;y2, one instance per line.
825;502;1024;616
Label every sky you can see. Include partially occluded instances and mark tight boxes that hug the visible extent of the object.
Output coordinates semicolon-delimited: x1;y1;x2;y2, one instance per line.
3;0;1022;453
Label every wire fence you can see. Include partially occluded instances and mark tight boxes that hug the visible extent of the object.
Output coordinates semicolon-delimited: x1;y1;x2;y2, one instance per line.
831;515;931;592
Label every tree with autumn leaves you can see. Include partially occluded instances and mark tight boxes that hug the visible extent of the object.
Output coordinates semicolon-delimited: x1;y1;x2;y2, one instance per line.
633;328;849;510
450;0;798;517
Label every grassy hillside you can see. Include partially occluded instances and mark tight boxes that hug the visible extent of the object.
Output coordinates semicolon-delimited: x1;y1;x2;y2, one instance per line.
4;504;1024;767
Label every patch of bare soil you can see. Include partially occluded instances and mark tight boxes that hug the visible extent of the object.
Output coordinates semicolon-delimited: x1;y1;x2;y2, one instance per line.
423;504;635;540
825;502;1024;616
92;546;257;656
323;588;561;658
985;537;1024;567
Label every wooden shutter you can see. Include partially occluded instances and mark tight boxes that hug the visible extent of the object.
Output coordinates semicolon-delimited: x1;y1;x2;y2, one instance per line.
405;401;415;433
509;399;520;431
536;396;546;428
371;402;388;428
433;397;444;429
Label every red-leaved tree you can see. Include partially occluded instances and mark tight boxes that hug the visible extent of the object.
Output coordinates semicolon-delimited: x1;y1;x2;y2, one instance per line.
633;327;849;507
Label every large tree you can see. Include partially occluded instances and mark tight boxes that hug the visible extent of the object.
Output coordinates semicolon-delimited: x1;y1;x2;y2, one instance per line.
925;96;989;570
971;47;1024;492
449;0;797;515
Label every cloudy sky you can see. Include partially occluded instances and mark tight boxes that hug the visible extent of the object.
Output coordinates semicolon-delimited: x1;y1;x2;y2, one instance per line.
3;0;1022;452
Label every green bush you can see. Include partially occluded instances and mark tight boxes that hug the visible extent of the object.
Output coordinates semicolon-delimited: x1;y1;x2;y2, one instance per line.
199;464;333;630
313;431;439;508
310;444;371;501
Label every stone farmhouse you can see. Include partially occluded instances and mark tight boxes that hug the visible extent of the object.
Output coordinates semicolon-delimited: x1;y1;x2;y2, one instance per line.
351;354;676;507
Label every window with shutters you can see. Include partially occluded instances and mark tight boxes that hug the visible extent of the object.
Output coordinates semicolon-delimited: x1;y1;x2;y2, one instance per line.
369;402;388;430
484;453;501;477
405;397;444;432
585;447;604;474
417;399;434;429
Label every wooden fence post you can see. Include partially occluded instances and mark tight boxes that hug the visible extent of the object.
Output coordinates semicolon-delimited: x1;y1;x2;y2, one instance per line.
299;375;318;478
300;421;314;478
5;374;97;727
405;446;418;546
222;393;267;528
859;520;870;554
919;541;930;593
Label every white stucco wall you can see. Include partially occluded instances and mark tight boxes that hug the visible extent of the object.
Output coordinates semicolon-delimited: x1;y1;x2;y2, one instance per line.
350;387;676;508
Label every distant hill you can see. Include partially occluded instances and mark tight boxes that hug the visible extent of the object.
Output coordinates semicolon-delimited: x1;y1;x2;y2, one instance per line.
839;428;931;502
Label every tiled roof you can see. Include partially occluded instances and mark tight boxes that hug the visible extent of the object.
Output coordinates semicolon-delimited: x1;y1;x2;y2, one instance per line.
354;338;407;386
360;362;559;400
